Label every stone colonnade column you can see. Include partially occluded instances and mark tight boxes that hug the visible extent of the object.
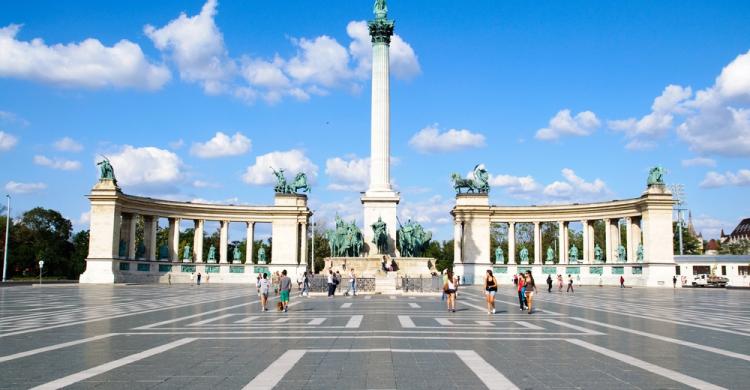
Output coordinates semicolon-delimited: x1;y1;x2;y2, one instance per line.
631;217;642;259
581;219;589;263
453;221;463;263
587;221;596;263
120;213;136;259
246;222;255;264
625;217;633;262
609;219;620;261
300;222;308;267
168;217;180;261
194;219;204;263
219;220;229;263
557;221;566;264
143;216;157;261
508;222;516;264
533;222;541;264
604;218;612;262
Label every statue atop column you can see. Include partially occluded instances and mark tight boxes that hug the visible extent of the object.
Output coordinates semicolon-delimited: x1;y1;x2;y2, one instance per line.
207;244;217;263
647;166;665;187
546;246;555;264
451;164;490;194
96;156;118;186
636;243;644;262
158;244;169;260
495;246;504;264
118;239;127;258
374;0;387;19
271;167;310;194
569;245;579;262
519;247;529;264
257;246;267;264
371;217;388;254
183;244;191;262
397;219;432;257
594;244;603;263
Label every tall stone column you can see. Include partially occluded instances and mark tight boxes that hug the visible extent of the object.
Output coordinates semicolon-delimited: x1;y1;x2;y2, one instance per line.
246;222;255;264
361;2;399;257
508;222;516;264
219;220;229;264
558;221;566;264
604;218;612;263
80;179;121;283
143;216;157;261
625;217;633;262
193;219;204;263
563;222;570;264
168;217;180;261
453;221;463;263
632;217;642;260
533;222;541;264
300;222;308;266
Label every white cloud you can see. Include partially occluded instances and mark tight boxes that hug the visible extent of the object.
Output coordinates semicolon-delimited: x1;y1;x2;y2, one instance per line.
542;169;610;202
489;174;540;195
190;131;251;158
0;110;29;126
192;180;220;188
242;149;318;185
699;169;750;188
0;24;170;90
33;155;81;170
609;85;692;149
535;109;600;140
681;157;717;168
53;137;83;152
5;181;46;194
346;21;420;80
169;139;184;150
286;36;351;88
103;146;183;189
144;0;232;94
0;131;18;151
692;214;734;239
325;156;369;191
409;124;485;153
399;195;453;226
74;211;90;230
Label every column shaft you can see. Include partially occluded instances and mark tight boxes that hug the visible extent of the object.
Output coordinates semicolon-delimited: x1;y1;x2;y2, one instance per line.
557;221;565;264
194;219;204;263
143;216;157;261
533;222;541;264
508;222;516;264
246;222;255;264
604;218;612;263
369;42;391;191
626;217;634;262
453;222;463;263
168;218;180;261
300;222;308;267
582;220;589;264
219;220;229;263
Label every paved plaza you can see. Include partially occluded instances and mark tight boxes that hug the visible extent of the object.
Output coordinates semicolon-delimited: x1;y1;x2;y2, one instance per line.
0;284;748;389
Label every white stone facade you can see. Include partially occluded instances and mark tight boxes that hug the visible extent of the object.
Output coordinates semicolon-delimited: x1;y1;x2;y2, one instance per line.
79;181;310;284
451;185;677;287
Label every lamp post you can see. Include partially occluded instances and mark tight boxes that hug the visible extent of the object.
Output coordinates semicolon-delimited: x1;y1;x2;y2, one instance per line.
2;194;9;283
38;260;44;285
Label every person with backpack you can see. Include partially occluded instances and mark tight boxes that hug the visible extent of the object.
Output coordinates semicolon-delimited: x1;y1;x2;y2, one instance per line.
517;273;527;310
484;269;498;314
279;270;292;312
258;273;270;311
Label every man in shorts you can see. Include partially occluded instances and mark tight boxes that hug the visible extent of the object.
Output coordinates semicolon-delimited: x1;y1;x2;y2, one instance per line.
279;269;292;312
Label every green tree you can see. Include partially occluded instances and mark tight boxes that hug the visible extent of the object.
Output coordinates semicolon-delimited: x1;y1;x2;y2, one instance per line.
673;221;703;255
70;230;89;279
719;239;750;255
10;208;74;278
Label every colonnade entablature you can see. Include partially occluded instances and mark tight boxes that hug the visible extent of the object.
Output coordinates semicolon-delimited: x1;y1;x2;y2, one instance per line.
451;185;676;287
80;179;311;283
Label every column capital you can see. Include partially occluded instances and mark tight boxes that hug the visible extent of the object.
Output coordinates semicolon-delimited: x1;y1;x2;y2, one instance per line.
368;18;394;45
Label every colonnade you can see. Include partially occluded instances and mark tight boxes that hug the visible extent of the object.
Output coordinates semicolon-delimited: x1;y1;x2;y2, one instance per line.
492;217;642;264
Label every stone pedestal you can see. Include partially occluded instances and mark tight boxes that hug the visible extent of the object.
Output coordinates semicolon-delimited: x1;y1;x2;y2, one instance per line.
80;180;121;284
451;193;491;284
361;192;399;256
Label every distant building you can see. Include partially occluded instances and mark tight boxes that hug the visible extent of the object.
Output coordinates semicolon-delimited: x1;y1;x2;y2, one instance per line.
721;218;750;244
705;239;720;255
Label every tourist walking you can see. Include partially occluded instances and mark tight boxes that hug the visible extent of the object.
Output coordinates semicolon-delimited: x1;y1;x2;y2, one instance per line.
346;268;357;296
279;270;292;312
258;273;270;311
517;273;527;310
566;274;574;293
524;271;537;314
557;274;563;292
484;269;498;314
444;270;457;312
335;271;342;294
673;275;677;288
196;272;202;286
272;272;280;295
302;271;310;297
620;275;625;288
190;272;195;285
513;274;518;287
546;274;552;293
327;270;335;298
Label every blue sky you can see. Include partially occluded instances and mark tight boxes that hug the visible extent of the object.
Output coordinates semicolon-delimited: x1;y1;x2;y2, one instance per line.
1;0;749;240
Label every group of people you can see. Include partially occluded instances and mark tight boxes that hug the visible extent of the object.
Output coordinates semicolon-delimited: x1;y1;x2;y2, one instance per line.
327;268;357;297
255;270;293;312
